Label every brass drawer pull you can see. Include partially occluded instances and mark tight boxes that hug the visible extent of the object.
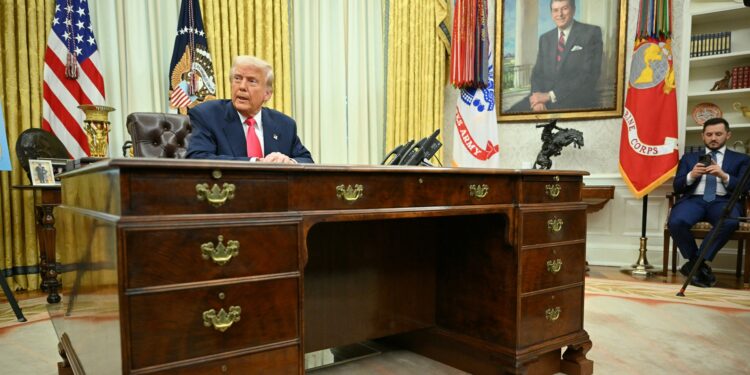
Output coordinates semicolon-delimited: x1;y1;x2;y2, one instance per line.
469;184;489;199
196;183;236;207
201;235;239;266
547;217;564;232
203;306;241;332
545;183;561;199
336;184;364;202
545;306;561;321
546;258;563;274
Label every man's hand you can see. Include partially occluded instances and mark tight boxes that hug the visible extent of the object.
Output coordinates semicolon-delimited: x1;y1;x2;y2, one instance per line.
258;152;296;164
689;163;707;180
705;163;729;184
531;103;547;112
529;92;551;107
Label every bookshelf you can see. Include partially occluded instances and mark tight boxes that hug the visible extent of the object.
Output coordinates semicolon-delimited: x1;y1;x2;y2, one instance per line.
680;1;750;151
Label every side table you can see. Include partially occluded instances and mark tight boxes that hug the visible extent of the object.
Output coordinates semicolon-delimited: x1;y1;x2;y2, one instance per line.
12;185;62;303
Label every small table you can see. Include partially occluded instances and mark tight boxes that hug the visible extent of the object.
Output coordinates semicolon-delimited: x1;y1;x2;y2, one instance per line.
12;184;62;304
582;185;615;213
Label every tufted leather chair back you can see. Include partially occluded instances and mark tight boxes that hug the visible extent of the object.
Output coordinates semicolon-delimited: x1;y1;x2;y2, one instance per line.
126;112;192;158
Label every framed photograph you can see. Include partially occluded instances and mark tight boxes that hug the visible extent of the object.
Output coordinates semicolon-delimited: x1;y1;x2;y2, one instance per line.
28;159;58;186
496;0;627;122
38;157;69;183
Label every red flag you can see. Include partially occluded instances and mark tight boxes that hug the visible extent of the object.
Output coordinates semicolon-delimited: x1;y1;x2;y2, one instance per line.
42;0;106;158
619;38;678;197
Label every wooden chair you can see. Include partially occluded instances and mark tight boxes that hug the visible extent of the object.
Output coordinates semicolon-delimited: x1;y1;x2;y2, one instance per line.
663;193;750;286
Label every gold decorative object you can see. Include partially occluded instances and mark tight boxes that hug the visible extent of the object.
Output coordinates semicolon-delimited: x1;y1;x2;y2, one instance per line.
78;104;115;158
201;235;240;265
469;184;489;199
547;217;564;232
196;183;236;207
545;183;561;199
202;306;241;332
734;102;750;118
336;184;364;202
546;259;563;274
545;306;561;321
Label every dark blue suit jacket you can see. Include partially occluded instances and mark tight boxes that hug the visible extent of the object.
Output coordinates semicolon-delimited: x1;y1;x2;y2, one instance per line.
530;20;603;110
186;99;314;163
673;149;750;201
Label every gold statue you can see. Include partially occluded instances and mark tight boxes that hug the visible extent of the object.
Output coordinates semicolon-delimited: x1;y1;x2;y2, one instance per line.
78;105;115;157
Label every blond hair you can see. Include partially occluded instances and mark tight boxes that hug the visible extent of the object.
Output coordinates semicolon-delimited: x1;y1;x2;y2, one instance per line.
229;55;274;91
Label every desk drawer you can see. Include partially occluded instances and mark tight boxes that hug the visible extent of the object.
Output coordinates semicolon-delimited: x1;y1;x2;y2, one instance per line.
520;243;585;293
156;346;298;374
519;286;583;347
124;171;288;215
128;278;299;370
520;208;586;246
520;176;581;203
289;174;514;209
125;223;299;289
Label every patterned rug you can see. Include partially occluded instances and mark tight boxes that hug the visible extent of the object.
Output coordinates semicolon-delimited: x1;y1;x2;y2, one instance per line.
2;280;749;374
584;279;750;375
585;278;750;311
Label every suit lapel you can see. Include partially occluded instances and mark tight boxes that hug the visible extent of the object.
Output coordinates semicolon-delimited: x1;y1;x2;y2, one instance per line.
559;22;578;66
222;101;248;157
723;149;737;171
261;108;279;155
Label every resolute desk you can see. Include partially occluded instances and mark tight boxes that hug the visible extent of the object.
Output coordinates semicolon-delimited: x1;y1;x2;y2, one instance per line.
51;159;592;374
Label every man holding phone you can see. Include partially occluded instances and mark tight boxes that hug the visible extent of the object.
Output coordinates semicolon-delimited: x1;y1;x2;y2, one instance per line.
668;118;750;287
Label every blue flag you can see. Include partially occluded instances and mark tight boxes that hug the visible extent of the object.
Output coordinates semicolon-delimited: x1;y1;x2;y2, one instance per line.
168;0;216;113
0;106;11;171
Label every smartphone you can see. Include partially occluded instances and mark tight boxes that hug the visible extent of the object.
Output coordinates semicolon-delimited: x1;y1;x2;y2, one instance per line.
698;153;712;166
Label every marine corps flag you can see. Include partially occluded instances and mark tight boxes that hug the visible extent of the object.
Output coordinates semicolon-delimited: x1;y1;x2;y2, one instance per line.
619;0;678;198
168;0;216;113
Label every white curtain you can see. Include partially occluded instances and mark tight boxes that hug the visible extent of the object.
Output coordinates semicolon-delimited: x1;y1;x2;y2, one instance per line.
292;0;385;165
88;0;180;157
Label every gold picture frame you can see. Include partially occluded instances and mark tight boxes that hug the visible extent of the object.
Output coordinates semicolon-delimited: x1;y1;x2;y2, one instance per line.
29;159;58;186
496;0;628;122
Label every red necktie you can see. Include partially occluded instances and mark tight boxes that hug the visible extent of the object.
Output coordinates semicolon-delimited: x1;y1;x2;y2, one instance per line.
556;31;565;64
245;118;263;158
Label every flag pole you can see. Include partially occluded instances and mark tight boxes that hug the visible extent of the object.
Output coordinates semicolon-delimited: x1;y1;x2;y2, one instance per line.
622;194;658;277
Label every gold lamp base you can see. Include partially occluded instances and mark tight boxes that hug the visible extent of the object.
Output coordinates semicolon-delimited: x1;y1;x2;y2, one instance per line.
621;237;660;277
79;104;115;158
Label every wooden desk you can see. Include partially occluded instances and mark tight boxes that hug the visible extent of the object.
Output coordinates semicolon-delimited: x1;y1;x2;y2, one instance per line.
51;159;592;374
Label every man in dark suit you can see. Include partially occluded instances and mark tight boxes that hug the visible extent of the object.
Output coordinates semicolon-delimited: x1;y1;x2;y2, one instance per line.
187;55;313;163
668;118;750;287
509;0;602;112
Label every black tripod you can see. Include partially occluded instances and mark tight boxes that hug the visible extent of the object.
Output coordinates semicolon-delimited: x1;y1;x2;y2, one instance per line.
1;272;27;322
677;162;750;296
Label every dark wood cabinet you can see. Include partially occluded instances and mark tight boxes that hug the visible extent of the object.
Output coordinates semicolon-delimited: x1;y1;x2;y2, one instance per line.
52;159;592;374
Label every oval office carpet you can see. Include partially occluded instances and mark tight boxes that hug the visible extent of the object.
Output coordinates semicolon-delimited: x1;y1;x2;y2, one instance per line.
2;278;749;374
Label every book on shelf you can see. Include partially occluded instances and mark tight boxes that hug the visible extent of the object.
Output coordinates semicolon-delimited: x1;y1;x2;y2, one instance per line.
731;66;750;90
690;31;731;57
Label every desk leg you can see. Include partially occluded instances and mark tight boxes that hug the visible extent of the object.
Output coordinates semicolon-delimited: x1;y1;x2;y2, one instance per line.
36;205;61;304
561;340;593;375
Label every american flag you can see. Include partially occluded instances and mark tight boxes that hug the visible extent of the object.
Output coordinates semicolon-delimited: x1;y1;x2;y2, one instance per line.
42;0;106;158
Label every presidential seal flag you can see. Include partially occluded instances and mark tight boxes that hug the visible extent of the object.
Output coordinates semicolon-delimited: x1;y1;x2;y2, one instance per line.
450;0;500;168
42;0;106;158
169;0;216;113
619;0;678;198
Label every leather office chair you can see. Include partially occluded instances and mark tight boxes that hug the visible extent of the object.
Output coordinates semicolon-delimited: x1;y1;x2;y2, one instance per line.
125;112;192;158
662;193;750;286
